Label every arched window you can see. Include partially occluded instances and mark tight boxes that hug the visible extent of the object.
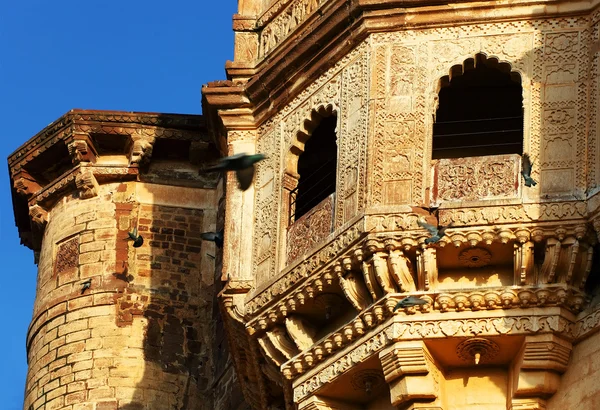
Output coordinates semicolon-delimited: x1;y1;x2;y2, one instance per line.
432;54;523;159
290;115;337;222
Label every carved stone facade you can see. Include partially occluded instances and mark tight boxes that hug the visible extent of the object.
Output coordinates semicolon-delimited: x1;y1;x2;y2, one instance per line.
13;1;600;410
205;1;600;410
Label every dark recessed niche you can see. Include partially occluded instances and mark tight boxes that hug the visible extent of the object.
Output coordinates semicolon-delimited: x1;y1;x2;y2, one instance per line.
92;133;132;156
293;115;338;221
432;53;524;160
23;141;73;185
151;139;192;161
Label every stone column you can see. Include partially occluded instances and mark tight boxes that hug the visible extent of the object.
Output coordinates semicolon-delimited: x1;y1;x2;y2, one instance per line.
379;341;444;409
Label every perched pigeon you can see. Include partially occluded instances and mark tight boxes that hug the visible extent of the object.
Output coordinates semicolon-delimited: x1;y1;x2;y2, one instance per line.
199;153;266;191
521;153;538;187
126;227;144;248
200;230;224;248
393;295;428;311
81;279;92;295
417;218;452;244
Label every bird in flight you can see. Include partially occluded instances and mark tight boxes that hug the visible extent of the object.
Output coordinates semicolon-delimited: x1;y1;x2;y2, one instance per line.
200;230;224;248
127;227;144;248
521;153;538;187
393;295;428;311
417;217;452;244
81;279;92;295
199;153;266;191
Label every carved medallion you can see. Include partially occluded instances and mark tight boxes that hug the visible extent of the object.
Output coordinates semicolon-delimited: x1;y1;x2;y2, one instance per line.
458;248;492;268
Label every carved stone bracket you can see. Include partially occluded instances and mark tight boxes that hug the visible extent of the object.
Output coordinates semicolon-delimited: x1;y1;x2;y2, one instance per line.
29;205;48;228
510;334;572;407
379;341;441;408
129;136;155;165
67;135;97;164
75;170;99;199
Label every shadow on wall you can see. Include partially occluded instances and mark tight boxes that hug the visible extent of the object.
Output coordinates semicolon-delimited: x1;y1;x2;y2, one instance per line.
109;114;228;410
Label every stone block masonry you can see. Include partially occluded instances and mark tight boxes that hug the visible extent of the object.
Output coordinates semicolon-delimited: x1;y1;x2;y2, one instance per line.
23;182;217;410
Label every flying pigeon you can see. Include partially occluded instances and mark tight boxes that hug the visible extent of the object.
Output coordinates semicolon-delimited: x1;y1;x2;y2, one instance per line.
81;279;92;295
417;217;452;244
199;153;266;191
418;205;439;215
521;153;538;187
393;295;428;311
126;227;144;248
200;230;224;248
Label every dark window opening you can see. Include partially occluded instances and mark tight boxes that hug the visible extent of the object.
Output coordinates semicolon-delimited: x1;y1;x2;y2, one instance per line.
432;54;524;159
291;115;337;222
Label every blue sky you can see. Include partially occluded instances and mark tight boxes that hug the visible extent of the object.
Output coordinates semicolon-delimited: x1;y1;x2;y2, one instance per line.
0;1;236;407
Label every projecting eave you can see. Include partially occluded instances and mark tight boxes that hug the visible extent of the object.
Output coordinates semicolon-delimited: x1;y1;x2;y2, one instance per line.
222;0;600;128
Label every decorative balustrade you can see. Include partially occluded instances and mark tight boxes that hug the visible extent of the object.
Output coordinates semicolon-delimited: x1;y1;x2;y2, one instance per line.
287;193;334;263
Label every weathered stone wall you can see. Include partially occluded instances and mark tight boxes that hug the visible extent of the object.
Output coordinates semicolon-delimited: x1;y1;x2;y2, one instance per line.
24;181;217;410
547;330;600;410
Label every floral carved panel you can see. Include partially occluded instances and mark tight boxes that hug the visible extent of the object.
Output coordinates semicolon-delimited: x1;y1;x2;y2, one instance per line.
287;194;334;263
431;154;520;204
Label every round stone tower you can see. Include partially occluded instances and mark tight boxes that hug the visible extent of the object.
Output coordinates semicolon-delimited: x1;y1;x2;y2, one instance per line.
10;110;221;410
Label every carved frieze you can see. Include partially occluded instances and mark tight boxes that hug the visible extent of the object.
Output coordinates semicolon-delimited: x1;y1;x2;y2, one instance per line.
432;155;520;204
258;0;325;58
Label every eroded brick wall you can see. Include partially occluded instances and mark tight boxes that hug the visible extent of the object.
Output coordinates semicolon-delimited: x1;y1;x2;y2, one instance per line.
24;182;216;410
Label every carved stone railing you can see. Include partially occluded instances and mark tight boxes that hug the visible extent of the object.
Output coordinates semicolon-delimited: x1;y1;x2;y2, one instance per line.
287;193;334;263
431;154;521;205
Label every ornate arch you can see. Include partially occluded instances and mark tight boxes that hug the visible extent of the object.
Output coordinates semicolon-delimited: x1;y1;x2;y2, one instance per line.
285;103;340;176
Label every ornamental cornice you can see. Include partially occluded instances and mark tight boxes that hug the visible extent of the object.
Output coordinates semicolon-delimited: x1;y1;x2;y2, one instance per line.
9;109;212;253
291;307;579;402
256;287;584;379
245;216;594;328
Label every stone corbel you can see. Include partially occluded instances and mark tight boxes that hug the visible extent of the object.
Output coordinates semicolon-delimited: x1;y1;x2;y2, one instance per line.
258;336;287;366
539;238;561;284
129;136;155;166
510;334;572;408
361;259;382;301
297;395;360;410
67;135;96;164
29;205;49;228
285;316;317;352
388;250;417;293
14;174;42;197
372;252;397;294
336;264;372;311
555;237;578;285
266;327;300;361
514;241;535;285
416;248;438;291
75;170;100;199
379;341;442;408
